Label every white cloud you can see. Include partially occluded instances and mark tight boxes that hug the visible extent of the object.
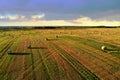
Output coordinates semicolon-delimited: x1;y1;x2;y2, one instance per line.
0;16;6;19
0;14;19;20
0;15;120;26
31;13;45;20
0;20;76;26
20;16;25;19
73;17;120;26
0;13;45;21
7;15;19;20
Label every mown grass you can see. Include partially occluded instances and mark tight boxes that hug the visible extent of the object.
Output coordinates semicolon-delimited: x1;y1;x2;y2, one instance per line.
62;36;120;59
49;41;100;80
0;29;120;80
0;35;24;79
0;72;9;80
29;35;51;80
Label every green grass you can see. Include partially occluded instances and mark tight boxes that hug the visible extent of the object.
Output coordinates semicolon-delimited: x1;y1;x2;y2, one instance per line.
62;36;120;59
49;41;100;80
0;29;120;80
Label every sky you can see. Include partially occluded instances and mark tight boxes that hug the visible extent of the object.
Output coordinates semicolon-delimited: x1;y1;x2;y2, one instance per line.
0;0;120;26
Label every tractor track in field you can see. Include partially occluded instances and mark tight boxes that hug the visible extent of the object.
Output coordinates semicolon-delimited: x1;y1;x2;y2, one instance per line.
16;36;30;80
55;40;120;80
23;36;50;80
49;40;100;80
37;38;61;80
39;35;99;80
6;36;27;80
13;36;33;80
1;29;120;80
51;46;84;80
32;37;51;80
0;38;17;58
30;50;36;80
61;37;120;66
26;38;36;80
37;49;51;79
0;38;18;79
0;37;11;48
22;37;33;80
22;37;52;80
81;45;120;67
23;36;60;80
65;39;120;65
0;38;17;63
61;38;120;72
38;37;81;80
22;50;55;79
65;36;120;65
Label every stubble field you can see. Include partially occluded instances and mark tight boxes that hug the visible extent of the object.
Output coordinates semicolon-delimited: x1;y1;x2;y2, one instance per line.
0;28;120;80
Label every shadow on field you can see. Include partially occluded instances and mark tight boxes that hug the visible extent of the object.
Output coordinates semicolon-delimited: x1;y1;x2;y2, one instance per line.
8;52;31;55
29;47;47;49
45;38;59;41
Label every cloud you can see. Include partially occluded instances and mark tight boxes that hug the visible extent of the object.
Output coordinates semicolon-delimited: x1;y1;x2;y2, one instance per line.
0;16;120;26
31;13;45;20
73;17;120;26
0;14;19;20
0;20;76;26
20;16;26;20
0;13;45;21
7;15;19;20
0;16;6;19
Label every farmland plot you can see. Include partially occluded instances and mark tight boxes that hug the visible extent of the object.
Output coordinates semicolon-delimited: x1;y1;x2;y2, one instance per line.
0;28;120;80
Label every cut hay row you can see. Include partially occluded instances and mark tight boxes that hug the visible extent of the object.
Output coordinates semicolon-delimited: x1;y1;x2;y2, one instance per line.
0;37;11;48
38;36;83;80
0;28;120;80
0;38;18;79
59;36;120;79
13;36;34;80
0;39;16;58
24;35;37;80
27;35;70;79
49;41;100;80
4;35;31;80
63;35;120;60
37;38;65;80
51;50;83;80
22;35;52;79
34;36;60;80
15;36;31;80
5;36;28;80
22;35;51;80
69;36;120;64
35;40;51;80
0;37;17;62
61;37;120;66
22;37;33;80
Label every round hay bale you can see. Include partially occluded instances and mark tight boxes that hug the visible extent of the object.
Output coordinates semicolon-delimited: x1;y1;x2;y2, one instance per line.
27;45;31;48
7;50;12;53
45;38;49;41
56;35;59;38
101;46;107;50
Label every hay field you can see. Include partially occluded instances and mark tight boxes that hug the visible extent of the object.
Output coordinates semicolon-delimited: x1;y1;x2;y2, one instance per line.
0;28;120;80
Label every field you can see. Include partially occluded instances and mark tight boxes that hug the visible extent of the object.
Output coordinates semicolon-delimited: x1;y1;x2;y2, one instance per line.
0;28;120;80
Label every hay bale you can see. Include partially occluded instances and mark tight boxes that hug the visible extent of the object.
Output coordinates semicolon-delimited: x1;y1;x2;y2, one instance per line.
7;50;12;53
101;46;107;50
45;38;49;41
56;35;59;38
27;45;31;48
